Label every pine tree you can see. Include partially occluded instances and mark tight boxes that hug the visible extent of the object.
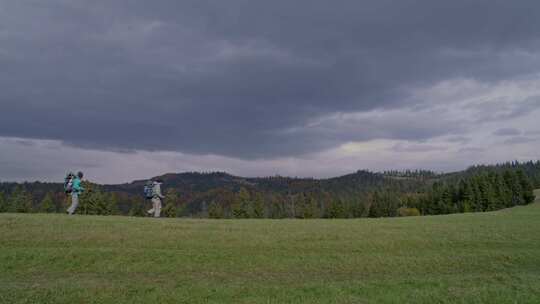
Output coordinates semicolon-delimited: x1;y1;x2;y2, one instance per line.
0;192;6;213
368;191;384;218
107;193;120;215
351;196;367;218
516;169;535;204
269;194;286;219
427;182;443;214
326;198;345;218
176;194;187;217
490;173;507;210
162;188;178;218
288;193;297;218
250;192;265;218
214;188;235;219
293;193;308;219
448;184;459;210
208;201;224;219
40;192;56;213
382;192;400;217
457;179;471;212
469;178;482;211
8;186;33;213
503;170;524;206
499;173;513;208
437;187;453;214
78;182;111;215
129;197;146;217
232;187;250;218
478;174;496;211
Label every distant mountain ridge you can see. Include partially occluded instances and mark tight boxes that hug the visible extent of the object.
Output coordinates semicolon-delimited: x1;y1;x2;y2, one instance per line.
1;160;539;218
105;170;403;195
101;161;540;195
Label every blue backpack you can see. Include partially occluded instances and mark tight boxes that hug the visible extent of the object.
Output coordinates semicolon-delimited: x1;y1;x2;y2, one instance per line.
143;182;154;199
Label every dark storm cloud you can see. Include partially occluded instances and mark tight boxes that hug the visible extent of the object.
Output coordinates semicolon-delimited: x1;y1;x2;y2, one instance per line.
468;96;540;123
391;143;447;153
493;128;521;136
276;108;469;155
1;0;540;158
503;136;538;145
458;147;486;153
446;136;471;144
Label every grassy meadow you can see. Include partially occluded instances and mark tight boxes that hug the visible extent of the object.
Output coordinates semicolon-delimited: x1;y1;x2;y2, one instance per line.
1;192;540;303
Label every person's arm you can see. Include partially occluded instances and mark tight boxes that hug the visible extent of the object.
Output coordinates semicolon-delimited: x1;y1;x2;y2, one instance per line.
157;185;165;199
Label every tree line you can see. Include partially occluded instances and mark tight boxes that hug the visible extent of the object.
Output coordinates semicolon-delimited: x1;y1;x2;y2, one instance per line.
404;168;535;215
0;161;538;218
0;182;120;215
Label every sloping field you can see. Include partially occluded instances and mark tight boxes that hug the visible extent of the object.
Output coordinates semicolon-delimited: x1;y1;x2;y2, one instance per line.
1;194;540;303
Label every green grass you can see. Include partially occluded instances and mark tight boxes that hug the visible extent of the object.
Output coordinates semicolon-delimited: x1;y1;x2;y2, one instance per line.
1;194;540;303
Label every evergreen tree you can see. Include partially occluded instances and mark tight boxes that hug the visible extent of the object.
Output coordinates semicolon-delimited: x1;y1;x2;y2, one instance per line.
326;197;345;218
469;178;482;211
448;184;459;209
208;201;224;219
490;173;507;210
457;179;471;212
0;192;6;213
162;188;178;218
293;193;307;219
232;187;251;218
301;193;318;219
382;192;400;217
175;194;187;217
478;174;496;211
213;188;235;219
503;170;524;206
128;197;146;217
268;194;287;219
437;187;453;214
78;182;111;215
351;196;367;218
107;192;120;215
250;192;265;218
40;192;56;213
426;182;442;215
287;193;297;218
516;169;535;204
368;191;384;218
8;186;33;213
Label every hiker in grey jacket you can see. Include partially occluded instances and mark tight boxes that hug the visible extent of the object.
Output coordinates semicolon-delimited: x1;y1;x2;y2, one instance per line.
147;179;165;217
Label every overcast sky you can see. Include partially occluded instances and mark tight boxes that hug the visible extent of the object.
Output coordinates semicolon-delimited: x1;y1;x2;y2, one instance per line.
1;1;540;183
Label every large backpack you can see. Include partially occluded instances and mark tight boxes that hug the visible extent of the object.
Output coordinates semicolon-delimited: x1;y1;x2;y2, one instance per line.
64;172;74;194
143;181;154;199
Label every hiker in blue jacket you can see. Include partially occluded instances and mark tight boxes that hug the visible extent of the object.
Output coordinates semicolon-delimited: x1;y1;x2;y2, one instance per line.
67;171;85;215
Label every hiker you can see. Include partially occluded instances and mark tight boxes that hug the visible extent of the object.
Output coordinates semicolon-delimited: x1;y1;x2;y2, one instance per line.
67;171;84;215
147;179;165;217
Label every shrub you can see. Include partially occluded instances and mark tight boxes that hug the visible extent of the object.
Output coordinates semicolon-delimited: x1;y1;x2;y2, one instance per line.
398;207;420;217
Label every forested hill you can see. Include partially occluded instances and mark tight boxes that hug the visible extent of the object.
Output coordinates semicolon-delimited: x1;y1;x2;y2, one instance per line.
108;160;540;194
1;160;539;218
106;170;390;194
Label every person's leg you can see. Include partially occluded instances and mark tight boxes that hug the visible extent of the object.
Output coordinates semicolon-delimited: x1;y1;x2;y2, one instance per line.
67;193;79;215
152;197;162;218
156;198;162;217
147;200;154;215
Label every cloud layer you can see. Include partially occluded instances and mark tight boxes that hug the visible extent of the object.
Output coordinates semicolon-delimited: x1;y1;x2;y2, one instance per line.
1;1;540;181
